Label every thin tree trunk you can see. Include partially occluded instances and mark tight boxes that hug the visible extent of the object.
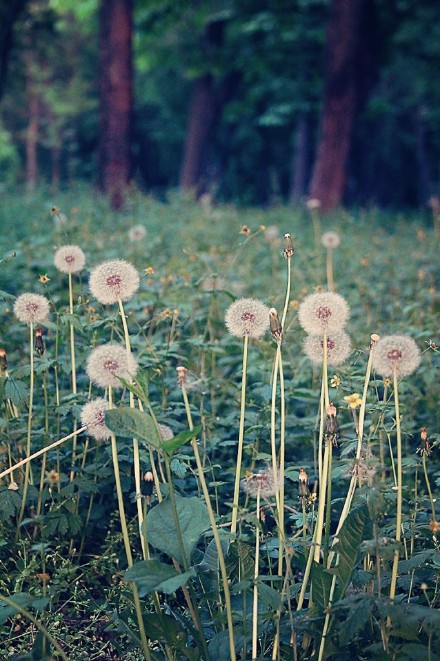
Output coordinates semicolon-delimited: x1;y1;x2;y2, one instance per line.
26;87;39;193
309;0;368;212
97;0;133;210
414;105;432;205
0;0;28;100
289;113;312;205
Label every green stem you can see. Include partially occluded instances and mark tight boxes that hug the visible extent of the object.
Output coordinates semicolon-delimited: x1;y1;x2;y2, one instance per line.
18;322;35;531
0;593;69;661
326;247;334;291
252;487;261;660
69;272;79;481
422;454;437;525
231;334;249;536
389;367;402;601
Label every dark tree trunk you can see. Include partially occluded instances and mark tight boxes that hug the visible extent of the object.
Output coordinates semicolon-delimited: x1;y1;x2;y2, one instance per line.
97;0;133;210
0;0;28;99
414;105;432;205
289;113;312;205
179;19;239;196
309;0;374;212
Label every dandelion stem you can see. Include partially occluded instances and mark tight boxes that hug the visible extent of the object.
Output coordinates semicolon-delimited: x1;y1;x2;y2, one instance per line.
252;486;261;660
326;247;334;291
389;366;402;601
17;322;35;532
231;334;249;536
68;272;79;481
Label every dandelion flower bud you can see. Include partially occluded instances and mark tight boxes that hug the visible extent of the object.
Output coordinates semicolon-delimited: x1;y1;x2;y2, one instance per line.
321;231;340;249
225;298;270;339
176;365;188;386
14;293;50;324
283;233;294;258
298;291;350;336
370;333;380;348
81;398;111;441
143;470;154;502
89;259;140;305
128;224;147;242
269;308;283;341
86;343;138;389
54;245;86;274
304;331;352;366
372;335;421;378
35;326;45;356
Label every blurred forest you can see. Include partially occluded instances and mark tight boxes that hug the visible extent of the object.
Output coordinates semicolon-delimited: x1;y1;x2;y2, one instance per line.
1;0;440;209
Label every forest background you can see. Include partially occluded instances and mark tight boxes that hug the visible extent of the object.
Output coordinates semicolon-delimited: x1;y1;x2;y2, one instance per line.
1;0;440;212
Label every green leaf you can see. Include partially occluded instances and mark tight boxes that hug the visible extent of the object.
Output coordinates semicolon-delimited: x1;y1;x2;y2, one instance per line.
161;425;202;456
208;630;244;661
338;595;373;646
310;561;333;611
331;505;370;601
146;495;210;565
124;559;195;596
0;487;22;521
105;408;161;448
0;593;33;624
257;581;282;610
4;377;29;408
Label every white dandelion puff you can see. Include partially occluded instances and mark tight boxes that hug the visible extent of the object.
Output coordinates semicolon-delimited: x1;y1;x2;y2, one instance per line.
80;398;111;441
54;245;86;274
86;343;138;389
372;335;421;378
14;293;50;324
89;259;140;305
298;291;349;336
225;298;270;339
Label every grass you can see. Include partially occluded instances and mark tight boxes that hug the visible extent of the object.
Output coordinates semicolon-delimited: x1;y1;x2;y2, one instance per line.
0;183;439;660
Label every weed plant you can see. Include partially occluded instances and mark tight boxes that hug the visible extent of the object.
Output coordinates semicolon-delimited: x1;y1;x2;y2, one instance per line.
0;184;439;660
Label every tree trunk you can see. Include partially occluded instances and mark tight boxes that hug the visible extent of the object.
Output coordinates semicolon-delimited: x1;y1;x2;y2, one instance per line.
309;0;370;212
97;0;133;210
414;105;432;205
25;71;39;192
0;0;28;99
289;113;312;205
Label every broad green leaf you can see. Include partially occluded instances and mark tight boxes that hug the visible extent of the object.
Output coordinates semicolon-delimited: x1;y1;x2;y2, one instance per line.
0;487;22;521
146;495;210;565
310;561;333;611
4;377;28;408
142;613;199;661
339;595;373;646
105;408;161;448
331;505;370;601
257;581;282;610
161;425;202;456
124;559;195;596
208;630;244;661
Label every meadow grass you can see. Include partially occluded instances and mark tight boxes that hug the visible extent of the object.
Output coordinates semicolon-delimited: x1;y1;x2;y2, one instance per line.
0;184;439;660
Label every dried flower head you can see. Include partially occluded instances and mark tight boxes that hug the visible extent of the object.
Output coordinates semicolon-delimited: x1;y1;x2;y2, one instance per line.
283;233;294;258
54;245;86;274
304;331;352;366
242;468;280;498
306;198;321;210
89;259;140;305
14;293;50;324
321;231;341;249
225;298;270;339
86;343;138;389
372;335;421;378
128;224;147;242
298;291;350;336
80;397;112;440
158;424;174;441
269;308;283;341
47;470;60;485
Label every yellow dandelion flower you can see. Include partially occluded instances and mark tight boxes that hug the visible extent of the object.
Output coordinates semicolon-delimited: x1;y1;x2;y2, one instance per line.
145;266;154;275
330;375;341;388
240;225;250;235
344;393;362;409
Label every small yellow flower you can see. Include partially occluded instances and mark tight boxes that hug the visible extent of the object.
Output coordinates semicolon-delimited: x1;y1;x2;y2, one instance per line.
259;224;266;231
330;375;341;389
145;266;154;275
240;225;250;235
39;274;50;284
429;519;439;534
384;378;392;388
344;393;362;409
289;300;299;310
160;308;172;318
47;470;60;484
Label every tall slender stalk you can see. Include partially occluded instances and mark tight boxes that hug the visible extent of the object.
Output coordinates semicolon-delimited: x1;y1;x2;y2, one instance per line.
389;366;402;600
231;334;249;536
68;272;79;481
17;322;35;531
252;486;261;660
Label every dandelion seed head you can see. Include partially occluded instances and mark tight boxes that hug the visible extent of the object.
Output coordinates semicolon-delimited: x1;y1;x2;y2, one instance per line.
304;331;352;366
321;231;341;249
158;424;174;441
225;298;270;339
298;291;349;335
54;245;86;274
86;343;138;389
80;398;111;441
372;335;421;377
89;259;140;305
241;467;280;498
14;293;50;324
128;224;147;242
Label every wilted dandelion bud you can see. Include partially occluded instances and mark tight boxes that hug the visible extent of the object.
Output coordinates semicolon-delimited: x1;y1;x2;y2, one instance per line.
372;335;421;377
35;326;45;356
128;224;147;242
14;293;50;324
143;470;154;502
325;403;339;444
269;308;283;342
0;348;7;375
298;468;310;502
298;291;349;336
304;331;352;366
80;398;112;441
321;231;341;249
370;333;380;348
283;233;294;258
225;298;270;339
54;245;86;274
176;365;188;387
8;481;19;491
420;427;431;457
89;259;140;305
86;343;138;389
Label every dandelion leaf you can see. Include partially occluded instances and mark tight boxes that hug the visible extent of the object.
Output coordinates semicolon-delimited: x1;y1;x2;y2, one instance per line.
4;376;28;408
124;559;195;596
330;504;370;601
105;408;161;448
